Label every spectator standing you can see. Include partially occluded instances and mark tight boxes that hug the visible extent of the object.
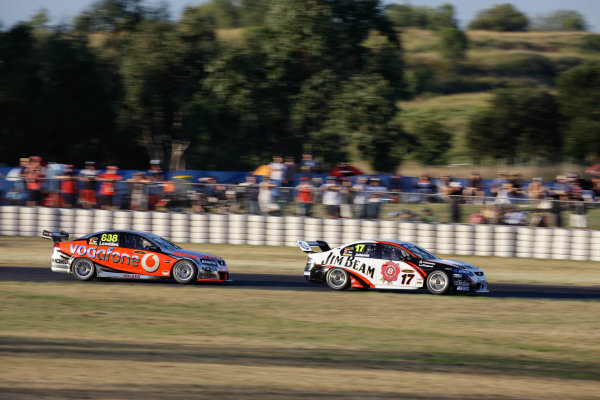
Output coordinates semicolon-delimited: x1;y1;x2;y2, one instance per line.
415;173;435;202
6;157;30;205
321;177;341;218
366;177;387;219
388;175;402;203
97;166;122;210
527;177;548;200
238;175;260;215
464;172;485;203
56;165;78;208
299;151;320;178
79;161;99;208
25;156;45;206
446;181;463;223
339;178;354;218
268;155;286;203
490;172;509;197
352;176;369;218
128;172;150;210
295;176;315;217
147;160;164;210
258;177;279;215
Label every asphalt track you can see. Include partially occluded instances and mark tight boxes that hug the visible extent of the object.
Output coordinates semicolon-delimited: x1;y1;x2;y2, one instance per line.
1;266;599;300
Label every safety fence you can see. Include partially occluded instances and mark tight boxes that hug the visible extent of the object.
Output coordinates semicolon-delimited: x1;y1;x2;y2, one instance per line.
2;205;599;262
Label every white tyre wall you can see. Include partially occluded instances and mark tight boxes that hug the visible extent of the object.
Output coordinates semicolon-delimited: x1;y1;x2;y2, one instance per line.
398;222;417;242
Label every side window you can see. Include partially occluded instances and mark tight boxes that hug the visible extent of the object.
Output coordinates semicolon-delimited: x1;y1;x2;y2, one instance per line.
120;233;146;250
381;244;401;261
354;243;377;258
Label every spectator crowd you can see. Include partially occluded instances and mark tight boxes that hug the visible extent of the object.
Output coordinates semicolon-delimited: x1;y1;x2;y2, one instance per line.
2;155;599;228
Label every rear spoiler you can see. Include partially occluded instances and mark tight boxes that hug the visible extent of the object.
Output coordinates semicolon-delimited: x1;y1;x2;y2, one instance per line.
297;240;331;253
42;230;70;243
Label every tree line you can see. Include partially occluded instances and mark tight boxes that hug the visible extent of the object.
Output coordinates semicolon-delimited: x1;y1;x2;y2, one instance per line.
0;0;599;172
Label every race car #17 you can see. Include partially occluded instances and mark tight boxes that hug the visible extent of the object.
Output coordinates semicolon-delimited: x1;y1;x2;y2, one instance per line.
43;230;231;284
298;239;489;295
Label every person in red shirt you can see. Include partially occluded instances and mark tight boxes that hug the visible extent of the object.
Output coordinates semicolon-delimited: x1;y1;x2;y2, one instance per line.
56;165;78;208
295;177;315;216
25;156;45;206
98;166;123;209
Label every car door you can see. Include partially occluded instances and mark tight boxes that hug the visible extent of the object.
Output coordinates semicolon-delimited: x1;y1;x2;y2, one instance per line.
376;244;424;289
336;242;379;285
90;231;138;273
118;233;167;276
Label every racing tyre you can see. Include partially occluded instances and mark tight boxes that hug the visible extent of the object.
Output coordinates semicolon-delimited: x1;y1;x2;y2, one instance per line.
71;258;96;281
326;268;350;291
172;260;197;284
426;270;451;295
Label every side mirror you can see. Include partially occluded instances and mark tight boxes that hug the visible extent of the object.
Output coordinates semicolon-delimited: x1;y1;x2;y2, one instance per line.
147;245;159;252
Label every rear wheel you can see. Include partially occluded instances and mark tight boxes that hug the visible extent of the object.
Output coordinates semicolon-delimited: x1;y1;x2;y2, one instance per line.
426;270;451;295
172;260;197;284
326;268;350;291
71;258;96;281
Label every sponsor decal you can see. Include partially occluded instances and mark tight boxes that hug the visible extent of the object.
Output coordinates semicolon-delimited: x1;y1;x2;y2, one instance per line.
68;244;140;267
298;241;311;252
381;261;401;282
52;258;68;264
123;274;141;279
323;253;375;279
174;251;198;259
342;247;354;257
419;260;435;268
99;233;119;247
88;236;98;245
141;253;160;273
162;270;169;276
401;268;414;273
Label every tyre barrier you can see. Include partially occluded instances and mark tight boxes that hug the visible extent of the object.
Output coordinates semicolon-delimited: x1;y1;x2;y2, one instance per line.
3;205;600;261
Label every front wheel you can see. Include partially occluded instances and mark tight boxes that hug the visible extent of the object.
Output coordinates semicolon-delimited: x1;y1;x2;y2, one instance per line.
326;268;350;291
71;258;96;281
426;270;451;295
172;260;197;284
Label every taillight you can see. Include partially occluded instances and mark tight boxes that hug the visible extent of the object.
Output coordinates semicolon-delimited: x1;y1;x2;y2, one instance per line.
54;243;60;249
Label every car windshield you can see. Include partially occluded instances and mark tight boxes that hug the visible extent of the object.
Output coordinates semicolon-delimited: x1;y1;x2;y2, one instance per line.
145;233;181;250
403;243;439;260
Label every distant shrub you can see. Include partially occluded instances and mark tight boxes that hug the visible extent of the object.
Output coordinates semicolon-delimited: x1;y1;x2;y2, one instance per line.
468;3;529;32
580;34;600;51
487;53;555;80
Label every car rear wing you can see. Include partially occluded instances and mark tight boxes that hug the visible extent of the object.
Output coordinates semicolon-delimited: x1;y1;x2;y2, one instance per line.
297;240;331;253
42;230;70;243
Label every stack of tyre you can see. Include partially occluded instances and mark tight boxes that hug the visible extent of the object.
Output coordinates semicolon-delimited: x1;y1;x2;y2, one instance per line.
190;214;208;243
532;227;553;259
304;218;322;243
246;215;266;245
266;216;285;246
417;223;436;253
436;224;455;255
323;218;343;248
361;220;379;241
74;209;94;238
170;213;190;243
455;224;474;255
0;206;19;236
132;211;152;232
516;227;534;258
494;226;516;258
285;216;304;247
93;210;113;233
380;220;398;242
228;214;247;245
398;222;417;243
151;211;171;240
18;207;38;237
551;228;571;260
113;211;132;230
37;207;60;234
571;230;590;261
208;214;228;244
342;218;361;244
590;231;600;261
474;225;494;256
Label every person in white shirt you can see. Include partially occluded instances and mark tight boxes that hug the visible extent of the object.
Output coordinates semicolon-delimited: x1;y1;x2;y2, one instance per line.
321;176;341;218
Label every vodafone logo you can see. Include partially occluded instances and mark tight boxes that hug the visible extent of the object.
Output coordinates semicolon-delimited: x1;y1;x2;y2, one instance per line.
141;253;160;272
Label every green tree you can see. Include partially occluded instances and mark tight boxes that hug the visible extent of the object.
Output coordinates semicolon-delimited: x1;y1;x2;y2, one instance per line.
557;62;600;159
468;3;529;32
409;121;451;165
437;26;468;62
466;87;562;161
532;10;587;32
385;3;457;30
